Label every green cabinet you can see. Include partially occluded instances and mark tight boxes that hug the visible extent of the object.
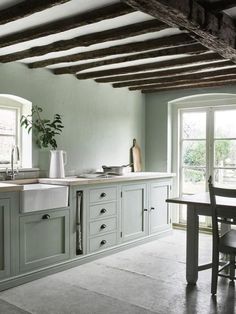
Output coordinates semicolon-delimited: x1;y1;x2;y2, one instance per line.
149;180;171;234
0;198;10;279
121;184;148;242
19;208;70;272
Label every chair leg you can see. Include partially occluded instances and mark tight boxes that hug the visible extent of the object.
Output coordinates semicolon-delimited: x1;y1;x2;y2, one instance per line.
229;254;235;281
211;251;219;295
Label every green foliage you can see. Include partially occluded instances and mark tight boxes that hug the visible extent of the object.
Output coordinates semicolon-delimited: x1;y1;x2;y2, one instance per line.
20;105;64;150
183;142;205;167
215;140;230;166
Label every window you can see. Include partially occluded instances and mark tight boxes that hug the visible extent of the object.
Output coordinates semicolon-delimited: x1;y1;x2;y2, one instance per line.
0;95;32;169
171;94;236;226
0;106;20;166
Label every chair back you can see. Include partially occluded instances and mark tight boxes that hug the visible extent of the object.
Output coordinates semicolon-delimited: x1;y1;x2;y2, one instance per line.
208;176;236;242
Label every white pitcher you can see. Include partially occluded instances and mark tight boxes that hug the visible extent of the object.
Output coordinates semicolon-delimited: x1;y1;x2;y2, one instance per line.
49;150;67;178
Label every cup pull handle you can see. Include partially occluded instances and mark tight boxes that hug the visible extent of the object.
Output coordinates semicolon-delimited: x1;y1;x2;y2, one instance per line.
42;214;50;220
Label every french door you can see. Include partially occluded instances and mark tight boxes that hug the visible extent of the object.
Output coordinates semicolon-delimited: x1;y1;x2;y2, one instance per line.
179;106;236;225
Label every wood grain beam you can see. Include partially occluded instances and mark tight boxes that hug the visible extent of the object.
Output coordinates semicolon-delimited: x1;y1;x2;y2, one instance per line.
28;33;196;69
0;3;136;48
0;20;165;63
201;0;236;13
141;80;236;93
112;67;236;88
0;0;69;25
76;52;223;79
122;0;236;62
129;74;236;90
95;60;233;83
53;43;207;75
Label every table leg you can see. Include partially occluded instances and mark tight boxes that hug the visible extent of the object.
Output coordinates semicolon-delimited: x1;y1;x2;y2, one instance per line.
186;205;199;284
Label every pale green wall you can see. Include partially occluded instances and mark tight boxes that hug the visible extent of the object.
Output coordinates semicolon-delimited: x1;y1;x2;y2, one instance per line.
145;86;236;172
0;63;145;175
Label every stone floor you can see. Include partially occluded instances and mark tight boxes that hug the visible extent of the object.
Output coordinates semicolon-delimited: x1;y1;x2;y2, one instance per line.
0;230;235;314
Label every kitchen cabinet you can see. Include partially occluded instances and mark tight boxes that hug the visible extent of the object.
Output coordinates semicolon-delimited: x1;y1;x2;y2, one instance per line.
0;198;10;279
149;180;171;234
121;183;148;242
0;173;174;292
19;208;70;272
87;186;118;253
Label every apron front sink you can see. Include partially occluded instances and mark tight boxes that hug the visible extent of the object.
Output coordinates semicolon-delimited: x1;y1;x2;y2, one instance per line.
20;184;68;213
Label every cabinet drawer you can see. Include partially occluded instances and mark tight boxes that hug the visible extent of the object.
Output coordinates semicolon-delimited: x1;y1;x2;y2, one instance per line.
89;202;117;220
89;232;117;253
89;217;117;236
89;187;117;203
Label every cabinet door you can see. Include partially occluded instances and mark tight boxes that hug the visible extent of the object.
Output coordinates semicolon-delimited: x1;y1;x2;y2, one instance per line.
19;209;70;272
121;184;148;242
0;199;10;279
150;181;171;234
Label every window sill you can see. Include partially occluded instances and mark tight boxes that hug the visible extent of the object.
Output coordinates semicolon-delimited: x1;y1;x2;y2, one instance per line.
0;168;39;173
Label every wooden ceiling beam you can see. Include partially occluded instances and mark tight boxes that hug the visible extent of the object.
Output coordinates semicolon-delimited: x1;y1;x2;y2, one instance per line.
0;2;136;48
201;0;236;13
28;33;196;69
53;43;207;75
122;0;236;62
76;52;223;79
128;74;236;90
141;80;236;93
95;60;233;83
112;67;236;88
0;0;70;25
0;20;166;63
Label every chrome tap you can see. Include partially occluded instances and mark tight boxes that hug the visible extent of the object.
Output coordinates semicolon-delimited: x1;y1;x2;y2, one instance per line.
6;145;20;180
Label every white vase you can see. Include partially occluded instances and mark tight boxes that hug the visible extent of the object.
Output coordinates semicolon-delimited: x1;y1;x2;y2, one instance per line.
49;150;67;178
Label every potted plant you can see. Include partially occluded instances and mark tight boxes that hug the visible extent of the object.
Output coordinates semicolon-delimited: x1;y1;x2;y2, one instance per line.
21;105;66;178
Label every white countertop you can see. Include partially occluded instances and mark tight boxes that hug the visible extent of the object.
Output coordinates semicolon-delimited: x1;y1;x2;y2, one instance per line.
38;172;175;186
0;172;175;191
0;182;23;192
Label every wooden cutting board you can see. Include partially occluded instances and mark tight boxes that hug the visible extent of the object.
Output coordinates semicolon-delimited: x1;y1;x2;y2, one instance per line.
131;138;142;172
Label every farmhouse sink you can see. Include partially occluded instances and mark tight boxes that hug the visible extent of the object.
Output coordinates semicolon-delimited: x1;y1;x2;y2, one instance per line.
20;183;68;213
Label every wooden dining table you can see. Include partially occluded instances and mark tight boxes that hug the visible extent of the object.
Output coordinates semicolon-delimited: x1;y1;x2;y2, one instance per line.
166;192;236;284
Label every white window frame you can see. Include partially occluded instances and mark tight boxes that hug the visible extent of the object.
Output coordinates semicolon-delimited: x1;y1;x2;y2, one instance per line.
0;104;21;167
169;93;236;224
0;94;32;170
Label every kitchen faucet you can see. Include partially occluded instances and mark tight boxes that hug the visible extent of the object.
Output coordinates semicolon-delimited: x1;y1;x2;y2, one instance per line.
6;145;20;180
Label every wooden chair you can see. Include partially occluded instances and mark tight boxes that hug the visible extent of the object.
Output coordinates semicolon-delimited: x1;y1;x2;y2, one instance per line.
208;176;236;295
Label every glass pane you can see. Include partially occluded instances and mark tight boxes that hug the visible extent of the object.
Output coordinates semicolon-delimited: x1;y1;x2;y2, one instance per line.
182;168;206;194
182;140;206;167
214;140;236;167
215;109;236;138
214;168;236;187
0;136;15;164
182;111;206;139
0;108;16;135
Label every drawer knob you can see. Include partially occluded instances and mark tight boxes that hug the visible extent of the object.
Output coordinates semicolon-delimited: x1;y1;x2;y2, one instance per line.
100;240;107;246
100;208;107;214
100;192;106;198
100;224;107;230
42;214;50;220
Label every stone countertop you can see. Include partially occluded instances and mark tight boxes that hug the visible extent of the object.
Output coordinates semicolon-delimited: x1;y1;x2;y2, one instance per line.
0;182;23;192
0;172;175;191
38;172;175;186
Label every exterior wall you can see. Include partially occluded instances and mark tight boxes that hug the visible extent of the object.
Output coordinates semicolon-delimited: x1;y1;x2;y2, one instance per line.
0;63;145;175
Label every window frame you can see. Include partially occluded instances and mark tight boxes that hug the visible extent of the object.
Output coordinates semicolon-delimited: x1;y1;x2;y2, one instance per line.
0;104;21;168
0;94;32;170
170;94;236;225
